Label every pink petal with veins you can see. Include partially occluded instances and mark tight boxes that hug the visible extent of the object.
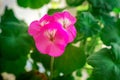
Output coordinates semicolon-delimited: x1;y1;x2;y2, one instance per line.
39;14;53;27
28;11;77;57
67;25;77;42
33;22;69;57
53;11;77;43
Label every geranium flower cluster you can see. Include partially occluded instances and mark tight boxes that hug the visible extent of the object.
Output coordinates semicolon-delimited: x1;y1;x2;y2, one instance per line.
28;11;76;57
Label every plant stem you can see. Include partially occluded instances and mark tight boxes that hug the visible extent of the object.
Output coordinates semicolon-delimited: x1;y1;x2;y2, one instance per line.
49;56;54;80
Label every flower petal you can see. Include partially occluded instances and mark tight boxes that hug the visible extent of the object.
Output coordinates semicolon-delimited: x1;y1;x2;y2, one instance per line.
34;31;51;54
63;11;76;24
67;25;77;42
33;22;69;57
48;43;65;57
39;14;53;26
28;20;41;36
53;11;76;27
53;11;77;42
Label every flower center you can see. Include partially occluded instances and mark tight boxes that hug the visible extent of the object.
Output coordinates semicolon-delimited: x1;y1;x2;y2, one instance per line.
59;18;70;29
45;29;57;41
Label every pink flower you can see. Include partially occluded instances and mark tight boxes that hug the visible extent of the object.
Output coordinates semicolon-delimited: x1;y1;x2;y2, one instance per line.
28;11;76;57
28;14;52;36
34;22;69;57
28;21;69;57
53;11;77;43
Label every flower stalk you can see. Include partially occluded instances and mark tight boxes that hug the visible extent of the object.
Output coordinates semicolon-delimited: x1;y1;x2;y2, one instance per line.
49;56;54;80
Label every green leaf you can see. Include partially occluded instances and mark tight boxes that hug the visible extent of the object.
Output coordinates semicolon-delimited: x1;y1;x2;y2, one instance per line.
0;8;19;22
0;8;33;75
100;19;120;46
99;14;116;27
88;0;120;12
76;69;82;77
111;43;120;63
17;0;50;9
87;45;120;80
113;8;120;13
0;57;27;76
0;8;33;60
87;77;94;80
54;44;86;74
0;9;32;60
66;0;84;7
31;49;51;70
48;8;64;15
85;36;100;56
75;12;100;38
31;44;86;76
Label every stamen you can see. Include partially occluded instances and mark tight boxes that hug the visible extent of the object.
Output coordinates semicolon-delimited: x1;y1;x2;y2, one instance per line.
45;29;57;41
58;18;71;29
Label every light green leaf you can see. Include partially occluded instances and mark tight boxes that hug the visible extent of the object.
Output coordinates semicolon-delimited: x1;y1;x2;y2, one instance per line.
113;8;120;13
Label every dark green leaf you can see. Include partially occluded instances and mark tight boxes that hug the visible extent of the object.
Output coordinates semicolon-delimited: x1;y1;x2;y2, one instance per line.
31;49;51;70
111;43;120;63
0;57;27;76
17;0;50;9
88;0;120;13
87;46;120;80
54;44;86;74
0;8;33;75
66;0;84;7
0;8;33;60
48;8;64;15
100;19;120;46
76;69;82;77
0;7;19;22
87;77;94;80
98;14;116;26
31;44;86;76
75;12;101;38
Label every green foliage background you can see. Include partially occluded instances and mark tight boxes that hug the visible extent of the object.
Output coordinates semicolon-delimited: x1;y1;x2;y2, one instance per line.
0;0;120;80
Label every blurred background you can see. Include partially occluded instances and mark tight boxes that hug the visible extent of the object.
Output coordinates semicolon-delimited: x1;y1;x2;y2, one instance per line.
0;0;85;80
0;0;76;25
0;0;120;80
